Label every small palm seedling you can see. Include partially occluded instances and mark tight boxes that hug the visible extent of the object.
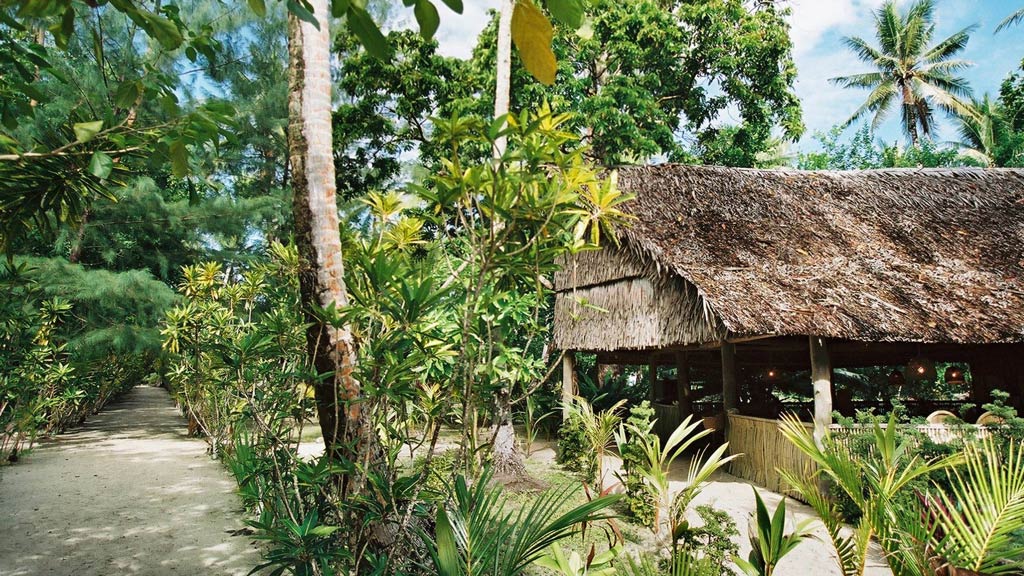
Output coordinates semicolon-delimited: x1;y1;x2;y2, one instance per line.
779;413;960;576
565;397;626;491
422;468;620;576
522;396;555;457
617;414;739;558
734;488;816;576
534;543;620;576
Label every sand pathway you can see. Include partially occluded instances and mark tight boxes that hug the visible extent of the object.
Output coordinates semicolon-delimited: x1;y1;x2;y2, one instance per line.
0;386;261;576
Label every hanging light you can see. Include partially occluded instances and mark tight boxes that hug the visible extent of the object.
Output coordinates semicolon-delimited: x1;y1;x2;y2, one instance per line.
944;365;966;385
767;367;779;379
904;355;937;381
889;369;906;386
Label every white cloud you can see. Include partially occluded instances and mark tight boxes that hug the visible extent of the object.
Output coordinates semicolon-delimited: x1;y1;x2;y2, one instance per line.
787;0;889;56
435;0;500;58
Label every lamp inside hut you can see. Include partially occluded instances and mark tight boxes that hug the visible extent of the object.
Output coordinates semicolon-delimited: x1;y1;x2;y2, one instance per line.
905;355;937;381
944;365;966;385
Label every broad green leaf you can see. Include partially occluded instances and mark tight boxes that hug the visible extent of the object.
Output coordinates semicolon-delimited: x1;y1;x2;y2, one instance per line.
73;121;104;143
438;0;463;13
331;0;350;17
546;0;583;28
114;81;141;108
287;0;320;28
434;506;461;576
347;7;391;60
87;151;113;180
140;12;184;50
169;140;189;178
414;0;440;40
247;0;267;17
511;0;556;85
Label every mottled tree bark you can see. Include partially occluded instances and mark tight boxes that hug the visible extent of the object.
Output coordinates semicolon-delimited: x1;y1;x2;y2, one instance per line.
286;0;365;484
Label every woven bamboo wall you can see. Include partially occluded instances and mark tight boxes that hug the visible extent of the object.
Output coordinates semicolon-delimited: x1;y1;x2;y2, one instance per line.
726;414;814;499
652;402;680;441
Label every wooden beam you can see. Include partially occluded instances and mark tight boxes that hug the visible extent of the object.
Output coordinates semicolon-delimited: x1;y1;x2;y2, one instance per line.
561;351;577;421
721;341;738;414
676;352;691;423
809;336;832;449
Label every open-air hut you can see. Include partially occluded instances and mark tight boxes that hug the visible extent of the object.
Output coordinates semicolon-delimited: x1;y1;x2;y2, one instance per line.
554;165;1024;493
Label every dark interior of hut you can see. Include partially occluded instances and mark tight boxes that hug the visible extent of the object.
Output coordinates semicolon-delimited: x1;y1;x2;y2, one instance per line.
586;337;1024;425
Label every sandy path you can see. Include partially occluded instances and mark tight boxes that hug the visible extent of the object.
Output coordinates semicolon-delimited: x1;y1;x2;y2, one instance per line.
0;386;262;576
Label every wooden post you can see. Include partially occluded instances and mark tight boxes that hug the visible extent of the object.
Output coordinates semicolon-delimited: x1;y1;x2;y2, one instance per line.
676;352;692;423
809;336;832;449
721;342;738;414
561;351;577;421
648;362;658;402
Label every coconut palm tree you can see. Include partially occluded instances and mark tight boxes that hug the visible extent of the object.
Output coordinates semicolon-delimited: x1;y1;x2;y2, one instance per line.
286;0;364;476
996;8;1024;33
950;94;1000;165
831;0;978;146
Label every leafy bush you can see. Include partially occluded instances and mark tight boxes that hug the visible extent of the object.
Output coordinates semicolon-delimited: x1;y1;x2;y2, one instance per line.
617;401;657;527
557;412;597;483
685;505;741;576
413;449;461;499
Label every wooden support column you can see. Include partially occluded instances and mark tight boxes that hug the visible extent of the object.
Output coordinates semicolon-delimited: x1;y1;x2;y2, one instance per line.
676;352;692;423
721;342;738;415
809;336;832;449
648;362;658;402
561;351;577;421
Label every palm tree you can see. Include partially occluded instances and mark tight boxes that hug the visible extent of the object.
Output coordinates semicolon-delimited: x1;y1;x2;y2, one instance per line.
951;94;1000;165
286;0;365;483
996;8;1024;33
831;0;978;146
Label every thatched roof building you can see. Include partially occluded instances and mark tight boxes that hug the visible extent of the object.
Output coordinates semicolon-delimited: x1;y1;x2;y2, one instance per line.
554;166;1024;492
555;165;1024;353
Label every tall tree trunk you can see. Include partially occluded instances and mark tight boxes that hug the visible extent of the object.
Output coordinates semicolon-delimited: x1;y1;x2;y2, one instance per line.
487;0;528;477
287;0;365;485
493;0;513;157
488;0;528;480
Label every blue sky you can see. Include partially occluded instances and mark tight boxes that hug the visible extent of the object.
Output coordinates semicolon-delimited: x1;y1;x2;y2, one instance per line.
425;0;1024;152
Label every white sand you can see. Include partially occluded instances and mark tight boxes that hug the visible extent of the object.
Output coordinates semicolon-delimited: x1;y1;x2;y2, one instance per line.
0;386;262;576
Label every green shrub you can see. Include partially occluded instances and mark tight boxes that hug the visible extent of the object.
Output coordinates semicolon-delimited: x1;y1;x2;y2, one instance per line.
618;401;657;527
673;505;740;576
412;449;461;498
557;412;596;483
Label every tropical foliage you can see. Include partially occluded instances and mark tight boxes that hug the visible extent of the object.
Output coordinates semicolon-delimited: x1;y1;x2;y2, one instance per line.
3;0;1024;575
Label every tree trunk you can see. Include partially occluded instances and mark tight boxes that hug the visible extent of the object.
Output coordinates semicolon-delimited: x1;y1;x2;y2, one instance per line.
493;0;514;157
287;0;366;485
487;0;529;480
491;389;527;479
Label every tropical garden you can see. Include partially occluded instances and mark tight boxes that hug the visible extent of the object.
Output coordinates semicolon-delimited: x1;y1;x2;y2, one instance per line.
1;0;1024;575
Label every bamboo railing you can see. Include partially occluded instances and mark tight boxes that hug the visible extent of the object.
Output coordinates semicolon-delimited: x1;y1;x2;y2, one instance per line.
726;414;814;498
725;414;995;499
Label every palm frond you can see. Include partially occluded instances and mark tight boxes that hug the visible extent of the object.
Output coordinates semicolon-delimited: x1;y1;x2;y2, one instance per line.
840;36;886;66
923;26;976;63
875;2;903;58
421;469;621;576
995;8;1024;33
933;438;1024;575
829;72;884;90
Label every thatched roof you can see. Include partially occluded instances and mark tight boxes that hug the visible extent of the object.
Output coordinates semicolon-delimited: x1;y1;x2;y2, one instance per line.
556;165;1024;348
